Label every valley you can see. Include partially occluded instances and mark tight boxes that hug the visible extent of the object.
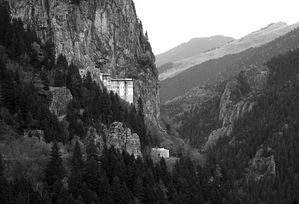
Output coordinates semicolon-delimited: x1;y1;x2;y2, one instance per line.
0;0;299;203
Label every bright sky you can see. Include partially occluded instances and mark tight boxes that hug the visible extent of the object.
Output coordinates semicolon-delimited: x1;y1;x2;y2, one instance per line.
134;0;299;55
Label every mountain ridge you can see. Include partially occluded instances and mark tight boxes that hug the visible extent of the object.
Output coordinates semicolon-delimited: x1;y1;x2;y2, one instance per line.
160;24;299;103
159;22;299;81
156;35;234;66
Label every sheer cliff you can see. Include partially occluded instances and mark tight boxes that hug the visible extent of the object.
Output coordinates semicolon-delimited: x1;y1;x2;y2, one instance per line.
7;0;160;130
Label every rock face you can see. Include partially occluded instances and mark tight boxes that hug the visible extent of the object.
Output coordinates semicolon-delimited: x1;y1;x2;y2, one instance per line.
247;148;276;182
203;126;232;151
49;86;73;120
203;65;269;151
219;80;254;127
24;129;45;140
106;122;142;158
31;42;45;62
219;65;268;126
7;0;160;131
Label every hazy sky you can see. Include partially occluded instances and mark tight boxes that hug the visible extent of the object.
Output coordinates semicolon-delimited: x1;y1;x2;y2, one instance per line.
134;0;299;55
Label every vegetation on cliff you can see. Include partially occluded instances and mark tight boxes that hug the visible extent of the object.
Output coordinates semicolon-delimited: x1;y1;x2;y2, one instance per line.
2;0;299;203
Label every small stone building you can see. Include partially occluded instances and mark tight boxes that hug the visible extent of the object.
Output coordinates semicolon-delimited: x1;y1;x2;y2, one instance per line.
151;148;170;161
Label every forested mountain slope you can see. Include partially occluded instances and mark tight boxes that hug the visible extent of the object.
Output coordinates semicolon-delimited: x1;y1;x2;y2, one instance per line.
0;1;213;203
7;0;161;132
206;49;299;203
159;48;299;203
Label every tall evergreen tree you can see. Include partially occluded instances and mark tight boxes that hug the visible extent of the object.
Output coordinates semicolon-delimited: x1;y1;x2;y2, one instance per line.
128;104;137;131
69;140;85;199
45;141;65;187
134;176;144;202
66;63;82;97
0;153;10;204
111;176;124;204
84;157;101;195
54;70;66;87
43;40;56;70
1;70;16;113
0;2;11;47
83;71;93;90
99;172;113;204
120;183;133;203
86;139;99;162
71;140;84;172
137;97;148;148
56;54;68;71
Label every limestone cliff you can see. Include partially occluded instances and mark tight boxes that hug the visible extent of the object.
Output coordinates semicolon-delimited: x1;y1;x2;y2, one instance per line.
246;147;276;182
219;65;269;126
106;122;142;158
49;86;73;121
204;65;269;151
7;0;160;131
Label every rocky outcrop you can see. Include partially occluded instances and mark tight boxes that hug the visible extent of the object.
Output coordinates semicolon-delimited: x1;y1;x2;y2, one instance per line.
106;122;142;158
203;125;232;151
219;65;268;126
247;147;276;182
203;65;269;152
31;42;45;62
24;129;45;140
49;86;72;120
7;0;160;132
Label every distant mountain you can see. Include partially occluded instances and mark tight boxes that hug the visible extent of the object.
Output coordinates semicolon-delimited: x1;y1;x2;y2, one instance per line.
156;35;234;66
160;25;299;103
159;22;299;81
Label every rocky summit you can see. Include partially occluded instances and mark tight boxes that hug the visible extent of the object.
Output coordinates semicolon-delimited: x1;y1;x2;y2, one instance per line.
106;122;142;158
49;86;73;120
7;0;160;131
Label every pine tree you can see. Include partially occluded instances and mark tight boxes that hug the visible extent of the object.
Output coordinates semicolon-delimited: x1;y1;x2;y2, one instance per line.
44;41;56;70
71;140;84;173
56;54;68;71
160;157;167;175
54;70;65;87
86;139;99;162
156;182;167;203
83;71;93;90
0;2;11;47
40;70;50;90
0;153;10;204
99;172;113;204
66;63;82;97
111;176;123;204
1;71;16;113
128;104;137;131
69;140;85;199
45;141;65;187
84;157;101;195
124;162;136;192
143;183;157;204
171;191;185;204
68;171;83;200
134;176;144;202
13;19;26;61
71;0;81;5
136;97;148;148
120;183;133;203
102;89;113;125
